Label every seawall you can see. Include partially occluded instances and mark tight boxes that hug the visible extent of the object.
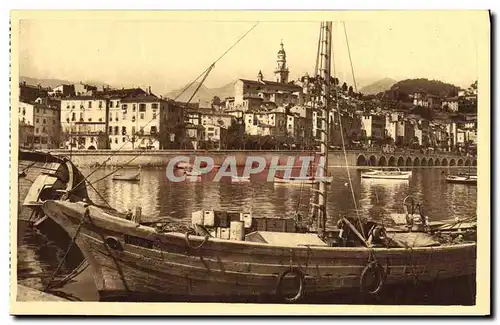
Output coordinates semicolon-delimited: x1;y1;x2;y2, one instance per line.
44;149;353;168
40;149;473;168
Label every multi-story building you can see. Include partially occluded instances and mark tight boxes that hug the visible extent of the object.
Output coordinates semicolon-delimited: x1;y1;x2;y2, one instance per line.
109;93;185;150
395;119;415;147
361;114;386;145
19;82;49;103
442;97;459;112
60;95;108;149
233;42;303;111
49;84;76;97
244;110;287;137
18;97;61;149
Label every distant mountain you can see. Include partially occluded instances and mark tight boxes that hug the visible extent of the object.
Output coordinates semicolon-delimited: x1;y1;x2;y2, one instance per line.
165;80;236;103
19;76;112;90
381;78;460;100
359;78;397;95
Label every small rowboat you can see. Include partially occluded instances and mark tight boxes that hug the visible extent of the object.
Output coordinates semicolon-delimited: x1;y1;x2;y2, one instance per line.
112;172;140;182
445;174;477;185
273;175;333;185
361;169;411;180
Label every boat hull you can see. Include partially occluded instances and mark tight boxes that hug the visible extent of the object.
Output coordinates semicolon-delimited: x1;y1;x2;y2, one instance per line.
41;200;477;301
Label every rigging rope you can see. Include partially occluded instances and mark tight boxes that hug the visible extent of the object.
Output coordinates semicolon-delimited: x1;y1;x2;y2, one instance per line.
332;22;364;239
67;22;260;192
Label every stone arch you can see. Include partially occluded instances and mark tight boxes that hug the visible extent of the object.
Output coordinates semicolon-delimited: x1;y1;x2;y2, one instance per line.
458;159;464;166
356;155;367;166
450;158;456;166
397;156;405;166
413;157;420;166
87;145;96;150
406;157;413;166
465;159;471;166
421;158;427;166
434;158;442;166
388;156;396;166
428;158;434;166
472;159;477;166
442;158;448;166
378;156;387;166
369;155;377;166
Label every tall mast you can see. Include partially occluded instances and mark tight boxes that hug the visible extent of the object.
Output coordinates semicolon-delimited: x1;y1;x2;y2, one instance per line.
309;21;332;235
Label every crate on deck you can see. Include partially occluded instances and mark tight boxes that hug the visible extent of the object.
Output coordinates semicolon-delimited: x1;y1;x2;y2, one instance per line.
251;217;296;233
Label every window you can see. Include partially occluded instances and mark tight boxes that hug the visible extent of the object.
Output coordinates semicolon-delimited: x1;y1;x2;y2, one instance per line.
132;126;136;135
115;112;119;121
52;120;55;124
66;105;70;109
35;128;39;133
99;118;103;122
99;101;103;108
42;127;46;132
88;118;92;122
114;126;119;135
122;137;126;143
122;104;128;110
36;108;40;113
110;101;114;108
109;113;113;121
72;105;75;109
153;113;157;119
122;126;127;135
140;113;145;119
122;112;126;120
109;126;112;134
88;101;92;108
36;118;39;123
132;116;136;122
139;104;146;112
42;118;46;124
150;126;157;134
43;108;46;114
115;138;118;144
152;103;158;109
79;113;83;121
132;104;136;112
72;113;76;121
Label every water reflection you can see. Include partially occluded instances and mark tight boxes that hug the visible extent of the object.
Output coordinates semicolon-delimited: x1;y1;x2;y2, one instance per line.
81;166;477;226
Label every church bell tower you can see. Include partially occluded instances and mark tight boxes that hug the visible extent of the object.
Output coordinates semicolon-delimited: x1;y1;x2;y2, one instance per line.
274;40;289;83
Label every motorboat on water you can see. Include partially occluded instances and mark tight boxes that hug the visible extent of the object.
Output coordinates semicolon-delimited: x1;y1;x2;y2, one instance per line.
361;168;412;180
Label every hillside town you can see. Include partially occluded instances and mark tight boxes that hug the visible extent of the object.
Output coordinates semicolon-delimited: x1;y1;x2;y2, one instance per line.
18;41;478;155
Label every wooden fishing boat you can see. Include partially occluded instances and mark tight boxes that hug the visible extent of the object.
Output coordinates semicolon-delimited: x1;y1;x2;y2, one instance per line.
18;21;477;303
361;169;411;180
112;173;140;182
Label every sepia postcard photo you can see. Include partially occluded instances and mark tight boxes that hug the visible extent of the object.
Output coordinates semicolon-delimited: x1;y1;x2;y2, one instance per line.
9;10;491;316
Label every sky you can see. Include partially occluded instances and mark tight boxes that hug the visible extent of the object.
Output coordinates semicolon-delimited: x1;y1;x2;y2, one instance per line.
18;13;482;94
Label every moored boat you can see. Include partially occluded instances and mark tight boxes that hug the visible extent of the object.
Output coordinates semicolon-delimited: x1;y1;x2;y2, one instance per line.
273;175;333;185
361;168;411;180
112;173;141;182
445;174;477;185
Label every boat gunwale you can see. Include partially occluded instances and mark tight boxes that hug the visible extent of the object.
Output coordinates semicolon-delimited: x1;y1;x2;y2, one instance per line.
43;200;477;254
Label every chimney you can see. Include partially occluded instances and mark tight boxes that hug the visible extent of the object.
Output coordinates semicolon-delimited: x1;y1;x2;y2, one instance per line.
148;86;151;95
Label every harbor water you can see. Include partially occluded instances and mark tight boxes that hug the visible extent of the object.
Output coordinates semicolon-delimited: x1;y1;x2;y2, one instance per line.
16;164;477;304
